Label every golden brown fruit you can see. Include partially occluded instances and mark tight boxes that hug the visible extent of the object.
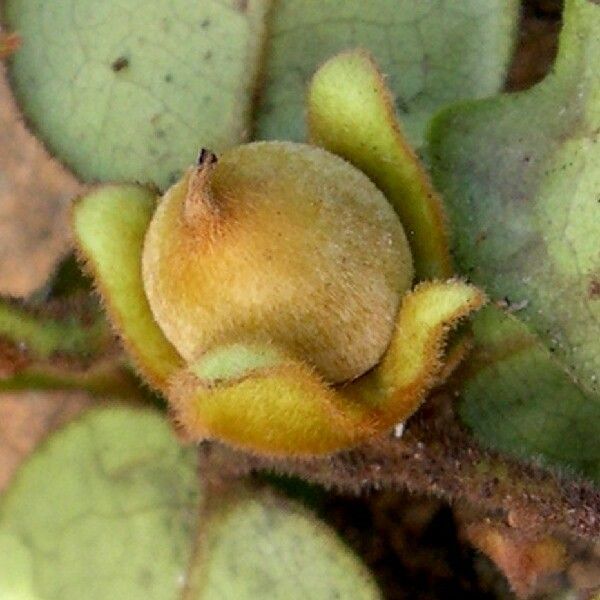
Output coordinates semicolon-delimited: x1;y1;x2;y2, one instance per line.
142;141;413;383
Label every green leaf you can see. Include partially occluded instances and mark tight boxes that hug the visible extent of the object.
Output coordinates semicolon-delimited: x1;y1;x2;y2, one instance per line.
72;184;183;391
430;0;600;394
256;0;519;148
429;0;600;477
2;0;270;188
4;0;516;183
0;408;380;599
184;489;381;600
461;307;600;482
0;407;202;600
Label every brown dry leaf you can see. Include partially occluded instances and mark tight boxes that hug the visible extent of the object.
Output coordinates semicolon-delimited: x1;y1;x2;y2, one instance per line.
466;521;566;599
0;67;82;297
0;64;90;493
0;32;20;59
506;0;561;91
568;547;600;593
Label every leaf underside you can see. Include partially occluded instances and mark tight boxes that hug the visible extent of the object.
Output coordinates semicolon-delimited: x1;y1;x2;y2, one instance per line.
256;0;519;148
0;407;201;600
185;488;381;600
429;0;600;480
461;307;600;482
3;0;270;188
0;408;381;599
3;0;518;184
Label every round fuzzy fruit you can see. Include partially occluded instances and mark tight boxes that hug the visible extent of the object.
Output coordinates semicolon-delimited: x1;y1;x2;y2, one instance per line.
142;141;413;383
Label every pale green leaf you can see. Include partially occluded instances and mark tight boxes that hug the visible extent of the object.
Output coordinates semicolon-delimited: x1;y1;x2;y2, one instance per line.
0;407;202;600
0;409;381;599
429;0;600;477
430;0;600;394
185;489;381;600
3;0;270;187
256;0;518;147
461;307;600;481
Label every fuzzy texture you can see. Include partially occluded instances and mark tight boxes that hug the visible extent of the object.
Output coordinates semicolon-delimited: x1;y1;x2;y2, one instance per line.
343;279;486;430
169;344;364;456
168;280;484;456
71;185;182;391
143;141;413;384
308;49;452;280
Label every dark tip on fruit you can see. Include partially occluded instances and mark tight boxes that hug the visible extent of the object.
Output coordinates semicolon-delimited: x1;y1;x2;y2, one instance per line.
197;148;218;167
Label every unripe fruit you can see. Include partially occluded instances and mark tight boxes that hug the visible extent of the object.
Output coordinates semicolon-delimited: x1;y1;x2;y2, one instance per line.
142;141;413;383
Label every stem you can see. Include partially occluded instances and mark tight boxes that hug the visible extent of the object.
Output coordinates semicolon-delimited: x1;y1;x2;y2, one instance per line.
198;396;600;541
0;359;142;400
0;295;111;362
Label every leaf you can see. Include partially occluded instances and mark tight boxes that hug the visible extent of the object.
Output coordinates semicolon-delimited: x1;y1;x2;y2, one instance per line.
0;406;202;600
2;0;271;187
72;184;183;391
255;0;519;148
459;307;600;482
428;0;600;477
0;408;380;599
430;0;600;395
308;49;452;279
184;488;381;600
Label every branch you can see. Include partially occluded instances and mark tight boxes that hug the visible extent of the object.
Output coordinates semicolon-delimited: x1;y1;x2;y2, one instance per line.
0;294;148;401
198;396;600;541
0;294;111;364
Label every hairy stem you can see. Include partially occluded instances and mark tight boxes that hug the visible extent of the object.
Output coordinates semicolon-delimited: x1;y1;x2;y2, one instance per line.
198;396;600;541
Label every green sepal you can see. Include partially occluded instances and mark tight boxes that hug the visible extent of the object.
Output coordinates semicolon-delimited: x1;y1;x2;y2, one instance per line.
72;184;183;392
